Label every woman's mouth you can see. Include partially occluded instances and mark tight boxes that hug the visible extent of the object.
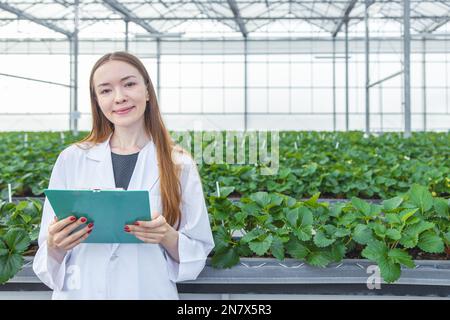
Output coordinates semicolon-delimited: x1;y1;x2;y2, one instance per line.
113;106;135;115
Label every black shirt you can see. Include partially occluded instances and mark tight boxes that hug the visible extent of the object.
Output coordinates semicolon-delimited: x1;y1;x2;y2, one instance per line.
111;151;139;190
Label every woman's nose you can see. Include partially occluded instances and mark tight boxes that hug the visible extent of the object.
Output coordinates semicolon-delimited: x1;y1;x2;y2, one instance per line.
114;88;127;103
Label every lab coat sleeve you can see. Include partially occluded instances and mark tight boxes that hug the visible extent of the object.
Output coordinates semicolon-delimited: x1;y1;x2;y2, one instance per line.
32;150;72;291
165;159;215;282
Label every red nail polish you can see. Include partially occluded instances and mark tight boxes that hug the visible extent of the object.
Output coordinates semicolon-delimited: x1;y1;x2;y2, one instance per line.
124;226;130;232
80;217;87;223
70;216;76;222
88;223;94;228
88;229;92;234
134;222;140;226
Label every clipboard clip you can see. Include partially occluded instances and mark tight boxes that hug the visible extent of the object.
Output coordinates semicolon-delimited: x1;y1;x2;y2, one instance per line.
90;188;124;192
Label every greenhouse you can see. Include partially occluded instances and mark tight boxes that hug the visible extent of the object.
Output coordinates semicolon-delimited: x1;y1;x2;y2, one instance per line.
0;0;449;301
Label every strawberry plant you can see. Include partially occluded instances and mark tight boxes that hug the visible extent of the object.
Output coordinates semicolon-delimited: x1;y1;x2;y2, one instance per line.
208;184;449;284
1;131;449;199
0;199;42;284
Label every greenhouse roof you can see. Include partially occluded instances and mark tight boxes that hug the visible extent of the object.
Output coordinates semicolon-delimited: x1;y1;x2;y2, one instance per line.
0;0;449;39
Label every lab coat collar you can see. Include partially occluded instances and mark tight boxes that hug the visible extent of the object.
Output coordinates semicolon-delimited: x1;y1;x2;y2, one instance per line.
86;133;113;162
86;133;154;163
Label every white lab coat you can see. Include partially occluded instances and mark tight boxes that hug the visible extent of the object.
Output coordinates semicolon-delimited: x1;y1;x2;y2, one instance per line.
33;134;215;299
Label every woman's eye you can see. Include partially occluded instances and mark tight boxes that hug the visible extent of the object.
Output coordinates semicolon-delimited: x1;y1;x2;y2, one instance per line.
125;82;136;87
100;89;110;94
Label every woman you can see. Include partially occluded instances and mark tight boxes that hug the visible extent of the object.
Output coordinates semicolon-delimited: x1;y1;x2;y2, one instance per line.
33;51;215;299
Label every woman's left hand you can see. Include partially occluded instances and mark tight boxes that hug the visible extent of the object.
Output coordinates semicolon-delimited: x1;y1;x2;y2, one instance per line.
125;211;176;245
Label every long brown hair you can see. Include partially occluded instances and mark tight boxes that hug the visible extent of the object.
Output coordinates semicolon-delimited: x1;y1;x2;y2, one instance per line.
77;51;182;229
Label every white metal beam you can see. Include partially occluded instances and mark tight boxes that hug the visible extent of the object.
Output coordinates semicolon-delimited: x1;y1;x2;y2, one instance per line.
0;2;72;37
332;0;358;37
102;0;162;35
227;0;248;37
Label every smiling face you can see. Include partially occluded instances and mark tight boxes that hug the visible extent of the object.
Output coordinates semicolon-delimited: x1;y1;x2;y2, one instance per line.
93;60;149;129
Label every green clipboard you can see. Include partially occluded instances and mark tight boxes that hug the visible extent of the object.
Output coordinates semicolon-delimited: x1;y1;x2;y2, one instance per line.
44;189;151;243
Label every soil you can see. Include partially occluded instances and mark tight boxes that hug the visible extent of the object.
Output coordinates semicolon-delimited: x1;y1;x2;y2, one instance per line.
407;247;449;261
23;245;39;257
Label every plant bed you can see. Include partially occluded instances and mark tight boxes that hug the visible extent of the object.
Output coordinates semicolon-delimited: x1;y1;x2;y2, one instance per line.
1;131;449;200
4;257;450;297
11;197;382;204
1;185;448;288
208;185;449;285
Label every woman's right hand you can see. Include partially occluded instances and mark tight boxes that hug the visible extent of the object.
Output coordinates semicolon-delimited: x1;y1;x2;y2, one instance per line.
47;216;93;252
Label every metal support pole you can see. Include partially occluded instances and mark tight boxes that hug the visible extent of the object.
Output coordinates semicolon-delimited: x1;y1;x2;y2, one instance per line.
365;0;370;135
69;0;79;135
380;80;384;132
403;0;411;137
345;20;349;131
422;37;427;131
244;36;248;131
332;37;336;131
69;38;74;132
125;20;129;52
156;38;161;101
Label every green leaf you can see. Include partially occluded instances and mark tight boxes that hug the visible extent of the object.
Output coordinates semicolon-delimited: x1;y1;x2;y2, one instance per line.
249;234;273;256
0;240;8;256
286;208;299;227
399;208;419;223
385;214;402;225
250;192;271;208
0;243;24;284
30;228;40;242
241;228;264;243
285;237;309;259
361;240;388;262
218;186;235;198
334;228;351;238
15;201;28;211
21;214;32;224
382;196;403;211
408;221;435;235
409;184;433;212
417;231;445;253
434;198;449;218
294;226;313;241
351;197;371;216
267;194;285;209
298;207;313;226
304;192;321;207
313;230;336;248
270;236;285;261
368;204;382;217
329;243;346;262
385;229;402;241
399;231;419;248
306;251;331;267
212;226;231;252
323;224;337;235
211;247;240;269
353;224;374;245
388;249;415;268
238;202;260;216
445;231;450;244
3;229;30;253
234;211;247;225
329;203;345;218
378;256;401;283
340;212;360;226
22;201;39;218
372;223;387;238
